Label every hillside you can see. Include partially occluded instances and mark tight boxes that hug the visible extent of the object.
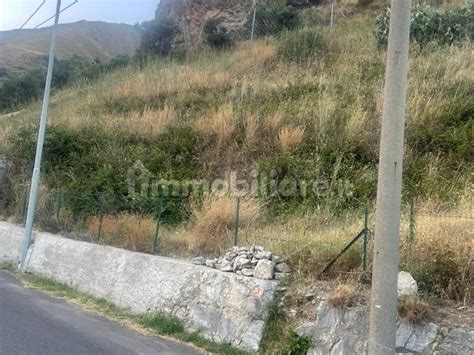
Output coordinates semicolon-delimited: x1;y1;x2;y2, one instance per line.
0;21;140;75
0;3;472;340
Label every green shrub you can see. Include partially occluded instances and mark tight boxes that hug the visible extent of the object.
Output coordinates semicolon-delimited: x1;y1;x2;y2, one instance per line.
283;331;312;355
277;27;326;63
376;3;473;46
203;18;233;49
6;124;203;220
137;17;181;57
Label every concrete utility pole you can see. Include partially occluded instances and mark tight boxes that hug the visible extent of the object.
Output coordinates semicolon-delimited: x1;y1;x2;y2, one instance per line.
368;0;411;354
19;0;62;270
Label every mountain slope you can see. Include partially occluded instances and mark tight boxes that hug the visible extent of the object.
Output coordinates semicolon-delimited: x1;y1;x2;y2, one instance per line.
0;21;140;74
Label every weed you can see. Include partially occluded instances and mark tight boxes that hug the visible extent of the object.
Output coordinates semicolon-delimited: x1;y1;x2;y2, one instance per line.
278;126;305;152
398;296;431;324
327;283;359;309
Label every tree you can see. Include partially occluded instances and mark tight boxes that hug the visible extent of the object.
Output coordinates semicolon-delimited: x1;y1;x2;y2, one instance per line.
203;18;233;49
137;18;181;57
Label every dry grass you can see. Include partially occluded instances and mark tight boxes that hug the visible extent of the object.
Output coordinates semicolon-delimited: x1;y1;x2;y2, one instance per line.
398;296;431;323
327;283;359;308
264;113;283;132
278;126;305;152
104;106;177;136
197;104;236;147
188;195;261;255
243;114;258;145
400;195;473;303
88;214;156;253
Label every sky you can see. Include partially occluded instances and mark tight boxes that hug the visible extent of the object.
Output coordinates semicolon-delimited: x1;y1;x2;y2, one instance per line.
0;0;160;31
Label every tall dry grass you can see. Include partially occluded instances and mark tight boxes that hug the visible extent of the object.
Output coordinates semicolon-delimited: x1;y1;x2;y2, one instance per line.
400;195;473;303
197;104;236;146
188;195;261;255
278;126;305;152
88;214;156;253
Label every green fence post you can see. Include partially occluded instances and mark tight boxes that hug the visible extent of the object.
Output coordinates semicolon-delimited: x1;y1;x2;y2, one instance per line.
409;197;415;242
363;206;369;272
153;196;163;255
56;190;64;220
234;197;241;247
97;194;106;243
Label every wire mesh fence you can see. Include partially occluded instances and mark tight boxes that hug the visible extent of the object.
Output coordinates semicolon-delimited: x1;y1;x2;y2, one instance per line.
1;179;472;290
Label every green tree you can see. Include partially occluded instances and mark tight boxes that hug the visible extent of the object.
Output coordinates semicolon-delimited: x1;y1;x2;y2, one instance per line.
203;18;233;49
137;18;181;57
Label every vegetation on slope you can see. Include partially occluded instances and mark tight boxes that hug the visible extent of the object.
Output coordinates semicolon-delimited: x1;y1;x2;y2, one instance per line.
0;3;472;305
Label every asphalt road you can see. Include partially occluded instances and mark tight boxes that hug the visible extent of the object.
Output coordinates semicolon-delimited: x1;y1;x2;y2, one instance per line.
0;271;201;355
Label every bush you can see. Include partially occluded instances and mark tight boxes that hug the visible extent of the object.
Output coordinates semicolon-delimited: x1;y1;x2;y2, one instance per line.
203;18;233;49
246;5;300;38
277;27;326;63
0;55;132;112
376;3;473;46
137;17;181;57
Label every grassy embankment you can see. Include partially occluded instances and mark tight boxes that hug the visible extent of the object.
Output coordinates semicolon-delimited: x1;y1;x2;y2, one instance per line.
0;7;472;306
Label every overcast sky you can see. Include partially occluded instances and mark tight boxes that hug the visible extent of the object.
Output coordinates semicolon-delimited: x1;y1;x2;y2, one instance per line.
0;0;160;31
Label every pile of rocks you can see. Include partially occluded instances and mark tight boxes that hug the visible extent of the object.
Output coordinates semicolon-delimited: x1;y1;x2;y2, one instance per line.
192;246;291;280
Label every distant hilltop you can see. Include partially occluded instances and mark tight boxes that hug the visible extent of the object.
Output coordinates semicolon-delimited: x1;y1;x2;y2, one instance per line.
0;21;140;75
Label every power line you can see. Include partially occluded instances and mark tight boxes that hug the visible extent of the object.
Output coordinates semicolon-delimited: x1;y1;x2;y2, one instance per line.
20;0;46;29
33;0;78;29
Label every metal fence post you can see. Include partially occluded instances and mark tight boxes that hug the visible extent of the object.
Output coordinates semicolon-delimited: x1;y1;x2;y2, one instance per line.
234;197;241;246
409;197;415;242
56;190;64;220
363;206;369;271
97;194;106;242
153;196;163;255
251;0;257;40
330;0;335;30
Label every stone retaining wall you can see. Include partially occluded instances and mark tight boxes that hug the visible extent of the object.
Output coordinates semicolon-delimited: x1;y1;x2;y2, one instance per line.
0;222;277;351
296;300;474;354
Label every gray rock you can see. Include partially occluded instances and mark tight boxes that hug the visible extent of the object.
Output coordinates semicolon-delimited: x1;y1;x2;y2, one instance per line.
293;294;471;355
295;321;317;338
241;320;265;352
254;251;272;260
233;255;251;271
224;252;237;261
254;260;274;280
439;328;474;354
274;272;290;280
192;256;206;265
241;268;254;277
316;301;340;329
405;322;438;353
250;258;259;265
398;271;418;297
396;322;413;349
275;262;291;273
219;259;234;272
205;259;216;268
272;254;281;263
